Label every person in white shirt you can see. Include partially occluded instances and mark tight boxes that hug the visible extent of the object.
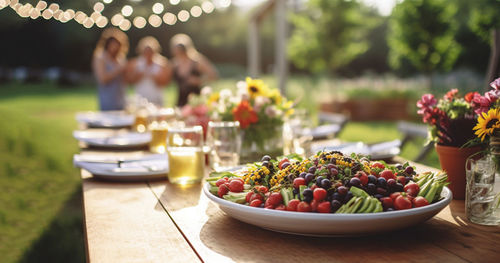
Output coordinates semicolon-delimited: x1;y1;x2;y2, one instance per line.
126;36;172;107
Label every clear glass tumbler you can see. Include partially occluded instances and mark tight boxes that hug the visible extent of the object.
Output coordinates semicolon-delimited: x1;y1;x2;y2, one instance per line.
207;121;241;171
166;126;205;185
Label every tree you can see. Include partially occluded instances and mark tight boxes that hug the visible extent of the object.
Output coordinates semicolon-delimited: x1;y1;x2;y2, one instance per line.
288;0;376;73
388;0;460;86
468;0;500;85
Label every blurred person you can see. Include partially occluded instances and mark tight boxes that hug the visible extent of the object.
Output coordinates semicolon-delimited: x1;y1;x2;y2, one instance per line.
92;28;129;111
170;34;218;106
126;36;172;107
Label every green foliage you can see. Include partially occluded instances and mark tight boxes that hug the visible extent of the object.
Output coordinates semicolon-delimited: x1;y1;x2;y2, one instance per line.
469;0;500;43
288;0;377;73
388;0;461;73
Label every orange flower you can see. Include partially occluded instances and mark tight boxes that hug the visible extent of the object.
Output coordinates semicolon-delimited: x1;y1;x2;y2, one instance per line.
233;100;258;128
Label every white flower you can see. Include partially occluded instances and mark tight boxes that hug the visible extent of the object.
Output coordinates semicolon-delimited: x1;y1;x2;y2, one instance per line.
201;86;212;96
219;89;232;100
254;96;271;111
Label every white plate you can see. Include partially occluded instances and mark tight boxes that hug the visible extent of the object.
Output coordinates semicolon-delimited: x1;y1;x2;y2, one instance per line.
76;111;134;128
204;183;452;236
73;130;151;148
74;154;168;181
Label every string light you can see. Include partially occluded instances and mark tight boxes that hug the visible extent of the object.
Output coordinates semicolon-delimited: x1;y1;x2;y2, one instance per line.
93;2;104;13
121;5;133;17
1;1;228;31
152;3;163;14
190;6;202;17
178;10;189;22
148;14;162;27
163;12;176;25
41;8;52;19
133;16;146;29
35;1;46;10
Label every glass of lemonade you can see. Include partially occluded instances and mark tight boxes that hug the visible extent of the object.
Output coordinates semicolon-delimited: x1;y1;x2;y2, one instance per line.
148;108;175;154
166;125;205;185
207;121;241;171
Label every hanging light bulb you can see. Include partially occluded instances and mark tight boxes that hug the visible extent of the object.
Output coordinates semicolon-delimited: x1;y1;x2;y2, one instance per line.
133;16;147;29
83;17;94;28
96;16;108;28
65;9;75;19
190;6;202;17
201;1;215;14
10;0;18;8
111;13;124;26
30;8;40;19
90;11;101;21
48;3;58;12
170;0;180;5
103;0;113;4
178;10;189;22
121;5;133;17
152;3;164;14
148;14;162;27
119;19;131;31
74;11;86;24
93;2;104;13
163;12;176;25
41;8;52;19
35;1;46;11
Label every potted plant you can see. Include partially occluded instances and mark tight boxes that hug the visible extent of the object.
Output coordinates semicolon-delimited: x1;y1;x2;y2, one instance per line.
202;77;294;163
416;88;485;199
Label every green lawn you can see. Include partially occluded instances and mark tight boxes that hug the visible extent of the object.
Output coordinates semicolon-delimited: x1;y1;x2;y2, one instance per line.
0;80;439;263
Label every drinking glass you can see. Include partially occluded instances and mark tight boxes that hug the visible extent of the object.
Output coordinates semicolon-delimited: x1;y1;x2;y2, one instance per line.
465;155;500;225
207;121;241;171
148;108;176;154
166;126;205;185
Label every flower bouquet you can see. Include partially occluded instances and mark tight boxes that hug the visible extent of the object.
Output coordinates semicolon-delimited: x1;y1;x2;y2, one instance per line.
204;77;294;162
416;79;500;199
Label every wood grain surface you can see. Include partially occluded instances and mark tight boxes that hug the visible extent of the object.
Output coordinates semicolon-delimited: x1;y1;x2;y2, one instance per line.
79;142;500;263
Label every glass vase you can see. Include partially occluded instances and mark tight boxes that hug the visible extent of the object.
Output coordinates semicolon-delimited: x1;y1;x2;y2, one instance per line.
465;139;500;226
240;123;284;163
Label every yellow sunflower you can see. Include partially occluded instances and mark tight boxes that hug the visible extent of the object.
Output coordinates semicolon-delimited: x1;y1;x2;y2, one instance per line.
473;108;500;141
207;92;220;105
268;89;282;104
246;77;268;98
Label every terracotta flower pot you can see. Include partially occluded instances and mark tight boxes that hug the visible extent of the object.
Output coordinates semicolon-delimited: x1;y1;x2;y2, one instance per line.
435;144;482;200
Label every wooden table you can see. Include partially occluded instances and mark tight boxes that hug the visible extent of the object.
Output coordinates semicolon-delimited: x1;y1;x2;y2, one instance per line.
79;149;500;263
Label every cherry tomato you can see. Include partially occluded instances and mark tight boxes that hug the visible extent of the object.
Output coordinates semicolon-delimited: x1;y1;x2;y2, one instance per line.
404;182;420;197
293;177;306;189
218;184;229;197
231;177;245;184
286;199;300;211
215;178;227;187
245;191;253;203
412;196;429;207
228;180;244;192
313;188;327;201
249;199;262;207
310;200;319;212
380;197;393;210
390;192;402;201
275;204;286;211
257;186;268;193
267;192;283;207
394;195;412;210
380;170;395;180
279;158;290;169
297;201;312;212
317;201;331;213
371;162;385;169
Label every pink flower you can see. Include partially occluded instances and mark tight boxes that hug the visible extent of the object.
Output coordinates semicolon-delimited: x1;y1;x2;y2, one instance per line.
417;94;437;115
490;78;500;90
471;93;491;115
